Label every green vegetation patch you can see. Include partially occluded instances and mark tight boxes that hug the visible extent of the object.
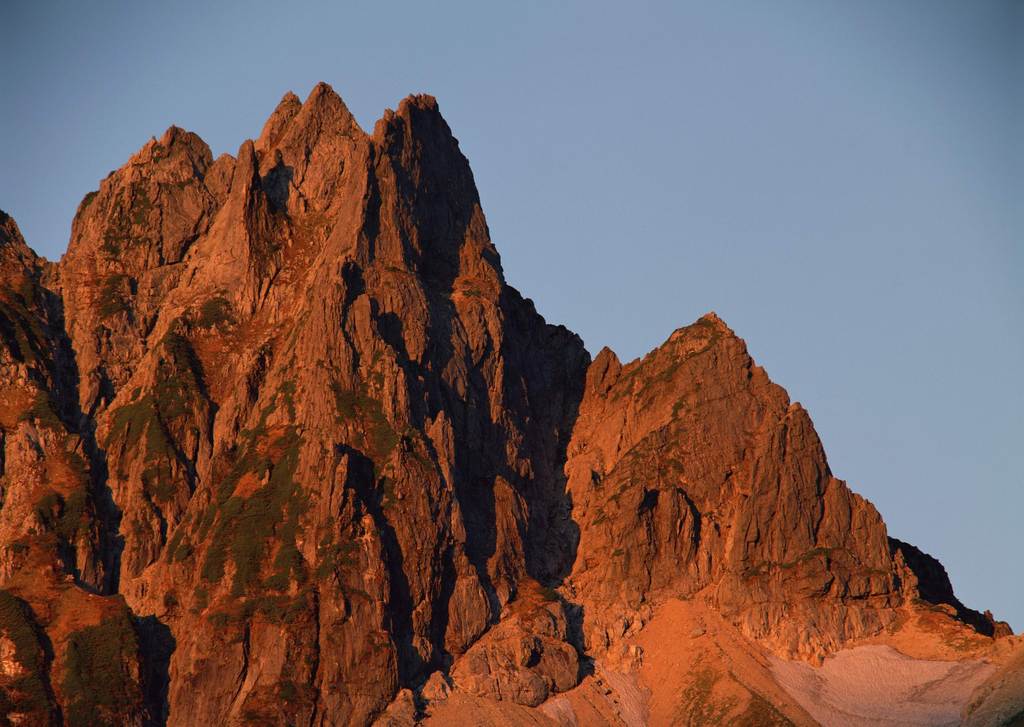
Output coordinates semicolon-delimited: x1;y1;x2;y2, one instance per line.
105;394;179;504
0;293;48;365
154;329;205;418
330;381;357;423
733;690;794;726
201;426;309;596
106;327;205;502
330;381;400;459
206;590;312;628
539;586;560;602
778;546;845;570
79;190;99;211
613;319;722;402
34;488;89;541
106;397;158;453
192;586;210;612
61;611;143;726
97;274;134;319
99;184;157;256
165;526;194;564
279;380;297;420
142;461;177;504
678;666;736;725
0;590;51;718
107;328;202;448
197;295;234;329
18;390;64;430
129;185;155;227
314;534;360;581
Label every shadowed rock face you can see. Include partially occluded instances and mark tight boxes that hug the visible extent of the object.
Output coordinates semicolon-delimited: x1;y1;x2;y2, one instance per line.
0;84;1008;726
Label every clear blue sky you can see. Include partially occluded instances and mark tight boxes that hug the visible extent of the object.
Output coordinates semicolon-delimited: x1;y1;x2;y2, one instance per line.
2;1;1021;629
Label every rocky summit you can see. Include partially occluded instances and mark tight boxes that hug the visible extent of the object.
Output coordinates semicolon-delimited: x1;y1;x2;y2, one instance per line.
0;83;1020;726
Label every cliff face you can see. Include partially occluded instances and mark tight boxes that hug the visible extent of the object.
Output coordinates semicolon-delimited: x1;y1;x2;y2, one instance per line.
0;212;146;725
0;84;1013;726
563;316;901;662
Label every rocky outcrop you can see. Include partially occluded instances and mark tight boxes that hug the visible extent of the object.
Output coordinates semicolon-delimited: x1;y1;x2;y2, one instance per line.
891;538;1012;638
451;580;579;707
0;83;1012;726
58;126;225;417
563;315;901;661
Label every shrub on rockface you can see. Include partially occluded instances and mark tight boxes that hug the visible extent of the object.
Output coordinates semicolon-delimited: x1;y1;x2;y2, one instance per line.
33;487;89;542
197;296;234;329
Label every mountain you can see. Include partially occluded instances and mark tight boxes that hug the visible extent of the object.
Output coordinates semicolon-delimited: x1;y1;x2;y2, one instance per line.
0;83;1020;726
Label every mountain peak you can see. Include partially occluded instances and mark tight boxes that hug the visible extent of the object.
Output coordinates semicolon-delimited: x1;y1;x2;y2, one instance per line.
0;208;37;266
699;309;733;332
0;85;1017;727
158;124;188;145
398;92;440;114
308;79;338;100
256;91;303;151
256;81;362;160
298;79;360;132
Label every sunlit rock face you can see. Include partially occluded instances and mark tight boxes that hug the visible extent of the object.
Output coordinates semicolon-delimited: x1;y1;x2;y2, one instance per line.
0;85;1014;726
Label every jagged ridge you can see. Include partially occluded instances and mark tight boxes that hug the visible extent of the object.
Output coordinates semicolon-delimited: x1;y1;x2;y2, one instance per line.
0;84;1014;726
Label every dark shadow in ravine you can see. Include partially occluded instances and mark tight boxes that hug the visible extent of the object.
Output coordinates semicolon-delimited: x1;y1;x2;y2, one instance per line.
135;615;176;726
336;443;427;684
41;276;125;595
261;159;294;213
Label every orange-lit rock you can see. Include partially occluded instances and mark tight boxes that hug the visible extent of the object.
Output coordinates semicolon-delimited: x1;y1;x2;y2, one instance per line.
0;85;1017;726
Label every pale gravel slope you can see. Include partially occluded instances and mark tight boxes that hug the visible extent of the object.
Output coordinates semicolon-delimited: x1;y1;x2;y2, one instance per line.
770;645;996;727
